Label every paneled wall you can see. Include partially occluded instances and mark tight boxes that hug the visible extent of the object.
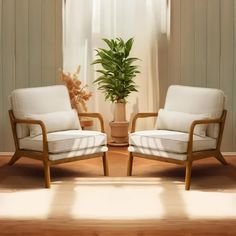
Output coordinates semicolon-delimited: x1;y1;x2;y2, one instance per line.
0;0;236;152
159;0;236;152
0;0;62;152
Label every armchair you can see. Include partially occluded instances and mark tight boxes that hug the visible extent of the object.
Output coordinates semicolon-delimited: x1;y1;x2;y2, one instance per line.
8;85;108;188
128;85;227;190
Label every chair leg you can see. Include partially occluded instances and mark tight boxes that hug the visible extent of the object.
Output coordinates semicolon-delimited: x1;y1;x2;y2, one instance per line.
185;161;192;190
8;152;21;166
43;161;51;188
127;152;134;176
215;152;228;165
102;152;109;176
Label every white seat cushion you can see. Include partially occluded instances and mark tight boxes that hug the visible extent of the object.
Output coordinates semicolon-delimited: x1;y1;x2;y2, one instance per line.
128;146;187;161
19;130;107;154
49;146;108;161
129;130;217;154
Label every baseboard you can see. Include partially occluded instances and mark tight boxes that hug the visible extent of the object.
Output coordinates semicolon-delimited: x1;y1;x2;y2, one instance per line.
0;152;236;157
222;152;236;155
0;152;14;156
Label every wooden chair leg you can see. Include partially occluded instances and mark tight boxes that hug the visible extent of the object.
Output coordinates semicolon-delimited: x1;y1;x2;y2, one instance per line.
127;152;134;176
8;152;21;166
102;152;109;176
43;161;51;188
185;161;192;190
215;152;228;165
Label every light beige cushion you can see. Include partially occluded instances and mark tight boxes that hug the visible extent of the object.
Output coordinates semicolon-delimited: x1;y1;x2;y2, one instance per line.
27;109;81;137
49;146;108;161
11;85;72;138
129;130;217;154
156;109;210;137
128;146;187;161
19;130;107;154
164;85;225;138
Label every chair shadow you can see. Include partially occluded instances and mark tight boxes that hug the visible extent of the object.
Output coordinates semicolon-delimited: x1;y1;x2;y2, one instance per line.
135;161;236;192
0;159;104;190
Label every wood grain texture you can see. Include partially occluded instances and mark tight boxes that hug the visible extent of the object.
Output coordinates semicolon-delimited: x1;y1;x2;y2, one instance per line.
16;0;29;89
168;0;181;86
233;1;236;151
207;0;220;88
194;0;207;87
42;0;56;86
55;0;63;84
220;0;234;151
29;0;42;87
2;0;15;151
0;0;3;151
180;0;195;86
0;0;63;151
1;0;236;152
0;148;236;235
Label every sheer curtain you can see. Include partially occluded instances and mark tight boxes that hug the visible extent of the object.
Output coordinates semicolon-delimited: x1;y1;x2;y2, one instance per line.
63;0;170;134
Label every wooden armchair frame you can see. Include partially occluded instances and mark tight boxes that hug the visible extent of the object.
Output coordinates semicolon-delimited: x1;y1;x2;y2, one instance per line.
8;110;109;188
127;110;228;190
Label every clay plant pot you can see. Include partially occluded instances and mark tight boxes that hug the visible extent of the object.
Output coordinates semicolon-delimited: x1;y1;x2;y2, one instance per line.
109;102;129;146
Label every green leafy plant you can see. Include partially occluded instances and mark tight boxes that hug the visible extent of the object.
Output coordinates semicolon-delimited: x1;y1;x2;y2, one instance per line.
92;37;140;103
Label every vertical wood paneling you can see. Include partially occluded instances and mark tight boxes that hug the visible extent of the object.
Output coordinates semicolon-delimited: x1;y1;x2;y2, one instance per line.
16;0;29;89
1;0;236;152
42;0;56;86
0;0;62;151
194;0;207;87
234;1;236;150
220;0;234;151
207;0;220;88
29;0;42;87
2;0;16;150
0;0;3;151
55;0;63;84
168;0;181;85
180;0;195;85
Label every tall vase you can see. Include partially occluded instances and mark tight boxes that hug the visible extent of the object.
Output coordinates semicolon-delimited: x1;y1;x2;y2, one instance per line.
109;102;129;146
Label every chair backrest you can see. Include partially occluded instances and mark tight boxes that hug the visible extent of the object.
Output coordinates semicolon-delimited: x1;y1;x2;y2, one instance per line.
164;85;225;138
10;85;72;138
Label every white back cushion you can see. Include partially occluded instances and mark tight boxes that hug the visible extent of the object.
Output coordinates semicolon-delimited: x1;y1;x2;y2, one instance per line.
27;109;81;137
156;109;210;136
164;85;225;138
11;85;72;138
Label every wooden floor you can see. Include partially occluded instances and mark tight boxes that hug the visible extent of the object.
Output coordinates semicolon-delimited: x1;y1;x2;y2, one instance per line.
0;147;236;236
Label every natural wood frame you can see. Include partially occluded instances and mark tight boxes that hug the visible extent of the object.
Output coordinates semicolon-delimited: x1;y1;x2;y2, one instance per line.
8;110;109;188
127;110;228;190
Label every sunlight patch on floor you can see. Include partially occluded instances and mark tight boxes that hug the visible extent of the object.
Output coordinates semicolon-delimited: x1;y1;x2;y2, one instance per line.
182;191;236;219
0;178;236;220
0;189;54;219
71;184;165;220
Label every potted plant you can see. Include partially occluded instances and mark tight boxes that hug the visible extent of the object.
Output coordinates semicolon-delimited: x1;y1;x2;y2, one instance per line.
92;37;140;145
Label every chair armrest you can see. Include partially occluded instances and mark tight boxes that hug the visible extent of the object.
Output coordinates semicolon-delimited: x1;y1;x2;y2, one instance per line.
9;110;48;153
77;112;105;133
131;112;158;133
187;110;227;154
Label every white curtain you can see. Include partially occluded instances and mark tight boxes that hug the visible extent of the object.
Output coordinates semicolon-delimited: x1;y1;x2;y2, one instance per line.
63;0;170;134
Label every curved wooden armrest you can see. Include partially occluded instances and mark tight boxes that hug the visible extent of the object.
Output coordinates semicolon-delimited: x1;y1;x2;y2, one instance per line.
189;118;221;135
9;110;48;153
131;112;158;132
77;112;105;133
187;110;227;154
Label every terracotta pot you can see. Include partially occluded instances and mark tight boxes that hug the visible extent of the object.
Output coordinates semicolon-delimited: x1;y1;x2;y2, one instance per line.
114;102;126;121
109;102;129;146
